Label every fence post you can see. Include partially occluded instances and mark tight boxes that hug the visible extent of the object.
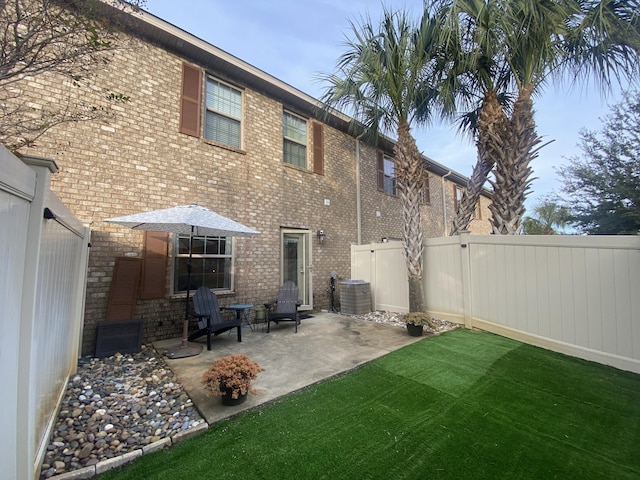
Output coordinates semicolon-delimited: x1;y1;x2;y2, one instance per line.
459;232;473;329
16;158;57;480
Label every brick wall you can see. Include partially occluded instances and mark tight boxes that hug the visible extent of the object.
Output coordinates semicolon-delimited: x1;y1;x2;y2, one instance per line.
16;28;491;354
17;32;361;353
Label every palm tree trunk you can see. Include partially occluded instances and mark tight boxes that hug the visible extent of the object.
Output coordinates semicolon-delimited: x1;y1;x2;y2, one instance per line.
489;84;541;234
395;121;425;312
450;156;492;235
451;90;507;235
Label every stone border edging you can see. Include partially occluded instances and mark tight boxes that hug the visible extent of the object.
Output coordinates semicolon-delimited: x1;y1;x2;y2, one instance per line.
47;422;209;479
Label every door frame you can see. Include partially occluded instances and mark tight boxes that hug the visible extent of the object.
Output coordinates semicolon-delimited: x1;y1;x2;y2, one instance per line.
280;228;313;310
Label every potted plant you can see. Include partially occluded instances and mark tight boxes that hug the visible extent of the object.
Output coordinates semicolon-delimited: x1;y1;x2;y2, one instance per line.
402;312;435;337
201;354;265;406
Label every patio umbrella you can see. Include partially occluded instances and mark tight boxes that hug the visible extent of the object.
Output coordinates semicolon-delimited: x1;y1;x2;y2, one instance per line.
106;204;259;358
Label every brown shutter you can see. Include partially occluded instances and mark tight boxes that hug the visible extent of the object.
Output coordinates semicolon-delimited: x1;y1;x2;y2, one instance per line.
423;172;431;205
106;257;142;320
140;231;169;299
179;63;202;137
377;150;385;191
313;123;324;175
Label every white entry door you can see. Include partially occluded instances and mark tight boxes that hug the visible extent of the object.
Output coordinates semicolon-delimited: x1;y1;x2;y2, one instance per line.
281;229;312;310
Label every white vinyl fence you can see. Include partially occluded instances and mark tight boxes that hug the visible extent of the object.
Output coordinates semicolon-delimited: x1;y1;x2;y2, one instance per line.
350;240;409;313
352;233;640;374
1;146;90;480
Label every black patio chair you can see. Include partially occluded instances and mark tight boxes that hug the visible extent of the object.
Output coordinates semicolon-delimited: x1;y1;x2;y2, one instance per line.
188;287;242;349
266;280;302;333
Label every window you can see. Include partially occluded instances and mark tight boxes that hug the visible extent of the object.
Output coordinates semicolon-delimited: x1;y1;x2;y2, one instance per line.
454;185;464;212
205;77;242;148
377;152;397;196
283;111;307;167
173;235;233;293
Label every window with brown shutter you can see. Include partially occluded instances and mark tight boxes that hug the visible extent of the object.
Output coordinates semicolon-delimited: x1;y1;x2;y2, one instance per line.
377;151;397;195
313;123;324;175
179;63;202;137
141;231;169;299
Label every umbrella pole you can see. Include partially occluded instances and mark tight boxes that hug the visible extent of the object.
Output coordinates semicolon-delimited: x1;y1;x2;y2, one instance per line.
181;230;193;347
166;228;203;358
181;261;191;347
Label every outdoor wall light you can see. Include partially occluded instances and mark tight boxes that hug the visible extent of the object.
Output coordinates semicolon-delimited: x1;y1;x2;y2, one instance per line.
317;229;326;244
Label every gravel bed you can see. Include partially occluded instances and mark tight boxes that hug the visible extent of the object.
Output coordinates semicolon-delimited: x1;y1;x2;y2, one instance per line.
39;346;205;479
352;310;459;334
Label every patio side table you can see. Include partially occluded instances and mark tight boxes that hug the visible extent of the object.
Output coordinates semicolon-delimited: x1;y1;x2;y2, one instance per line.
224;304;254;332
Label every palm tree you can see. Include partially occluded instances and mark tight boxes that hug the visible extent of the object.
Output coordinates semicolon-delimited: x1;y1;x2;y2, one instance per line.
522;200;570;234
447;0;640;235
443;0;511;235
319;7;450;312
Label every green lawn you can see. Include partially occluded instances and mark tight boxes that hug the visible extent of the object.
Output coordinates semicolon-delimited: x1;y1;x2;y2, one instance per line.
99;329;640;479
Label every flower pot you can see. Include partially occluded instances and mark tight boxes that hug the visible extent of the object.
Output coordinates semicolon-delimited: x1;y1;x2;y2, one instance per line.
406;323;424;337
254;306;266;323
220;387;248;406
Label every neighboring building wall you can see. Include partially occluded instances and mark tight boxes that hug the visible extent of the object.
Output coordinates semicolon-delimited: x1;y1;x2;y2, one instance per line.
357;144;492;241
469;195;493;234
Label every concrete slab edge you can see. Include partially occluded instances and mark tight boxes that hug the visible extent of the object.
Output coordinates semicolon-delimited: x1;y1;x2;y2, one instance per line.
45;422;210;480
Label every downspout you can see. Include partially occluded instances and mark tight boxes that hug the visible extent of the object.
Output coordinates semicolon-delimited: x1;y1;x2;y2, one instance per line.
442;170;452;236
356;137;363;245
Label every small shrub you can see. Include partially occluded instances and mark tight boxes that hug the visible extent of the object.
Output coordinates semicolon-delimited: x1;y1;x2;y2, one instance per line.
201;354;265;399
402;312;436;328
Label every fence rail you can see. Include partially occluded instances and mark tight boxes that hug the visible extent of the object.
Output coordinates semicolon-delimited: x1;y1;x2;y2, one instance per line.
352;234;640;374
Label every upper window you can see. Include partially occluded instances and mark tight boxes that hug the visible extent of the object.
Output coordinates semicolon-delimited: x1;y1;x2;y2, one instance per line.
382;155;397;196
283;111;307;167
205;77;242;149
454;185;464;211
173;235;233;294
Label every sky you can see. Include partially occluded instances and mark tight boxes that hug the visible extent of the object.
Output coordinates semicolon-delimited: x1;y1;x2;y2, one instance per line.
145;0;631;212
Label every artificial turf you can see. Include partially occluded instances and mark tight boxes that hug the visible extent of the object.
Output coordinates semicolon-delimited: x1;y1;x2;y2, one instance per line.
98;329;640;479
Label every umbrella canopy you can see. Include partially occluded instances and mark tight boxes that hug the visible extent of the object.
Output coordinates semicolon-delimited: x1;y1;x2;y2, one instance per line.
105;204;259;237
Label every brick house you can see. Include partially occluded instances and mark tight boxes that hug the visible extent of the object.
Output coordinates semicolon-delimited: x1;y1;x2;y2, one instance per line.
15;6;491;354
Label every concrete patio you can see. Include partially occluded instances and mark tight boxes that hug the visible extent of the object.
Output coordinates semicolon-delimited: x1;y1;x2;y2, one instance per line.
154;312;423;424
